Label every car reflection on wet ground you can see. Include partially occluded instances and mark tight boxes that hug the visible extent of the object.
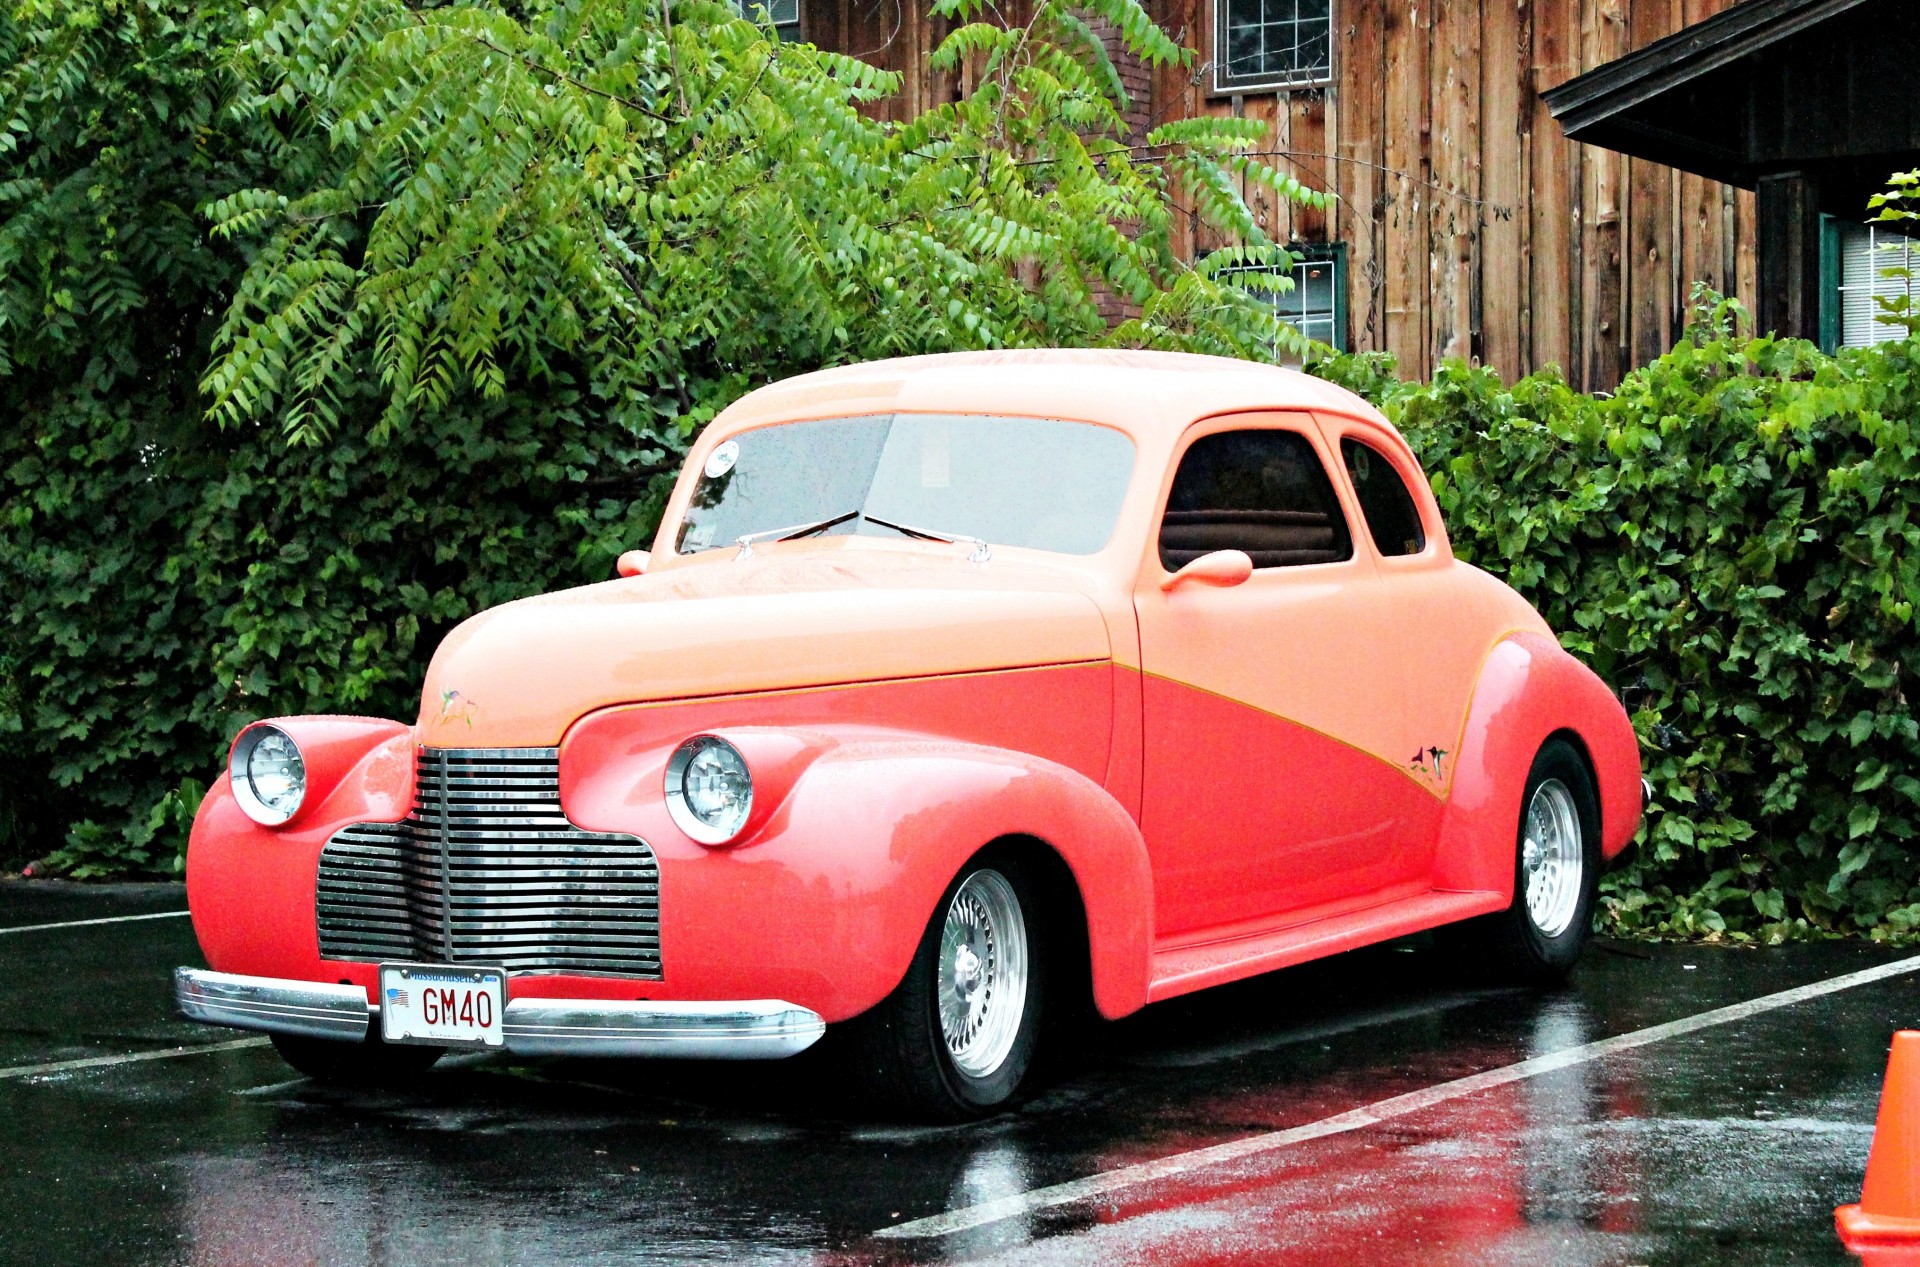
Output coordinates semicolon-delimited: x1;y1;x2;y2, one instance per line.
1;881;1910;1267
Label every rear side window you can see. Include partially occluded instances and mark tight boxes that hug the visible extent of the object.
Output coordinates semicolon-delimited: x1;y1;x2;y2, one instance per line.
1340;437;1427;557
1159;429;1353;571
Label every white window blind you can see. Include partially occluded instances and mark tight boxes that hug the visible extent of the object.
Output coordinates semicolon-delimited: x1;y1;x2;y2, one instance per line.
1838;222;1920;349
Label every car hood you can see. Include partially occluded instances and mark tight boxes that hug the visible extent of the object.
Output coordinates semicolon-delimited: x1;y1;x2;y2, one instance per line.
415;550;1114;747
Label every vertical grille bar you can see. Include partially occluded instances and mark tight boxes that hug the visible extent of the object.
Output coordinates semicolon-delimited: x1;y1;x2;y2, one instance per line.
434;748;452;961
314;747;662;978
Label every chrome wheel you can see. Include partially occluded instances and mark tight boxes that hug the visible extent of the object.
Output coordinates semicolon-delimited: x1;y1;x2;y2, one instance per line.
937;869;1030;1079
1522;778;1584;938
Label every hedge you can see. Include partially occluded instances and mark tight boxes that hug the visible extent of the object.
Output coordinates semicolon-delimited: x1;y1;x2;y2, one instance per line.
1315;302;1920;942
9;304;1920;946
0;380;662;876
3;0;1917;938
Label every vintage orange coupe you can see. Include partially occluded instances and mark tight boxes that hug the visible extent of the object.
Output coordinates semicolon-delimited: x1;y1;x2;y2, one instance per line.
176;350;1644;1118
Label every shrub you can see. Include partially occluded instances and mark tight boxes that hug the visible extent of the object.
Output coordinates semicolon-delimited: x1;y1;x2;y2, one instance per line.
3;379;664;876
1315;300;1920;942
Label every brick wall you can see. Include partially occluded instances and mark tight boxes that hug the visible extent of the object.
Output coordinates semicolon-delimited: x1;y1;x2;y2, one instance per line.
1085;12;1153;325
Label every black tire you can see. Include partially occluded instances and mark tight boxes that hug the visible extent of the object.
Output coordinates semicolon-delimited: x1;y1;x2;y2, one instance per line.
842;852;1047;1122
1444;737;1602;986
270;1029;444;1086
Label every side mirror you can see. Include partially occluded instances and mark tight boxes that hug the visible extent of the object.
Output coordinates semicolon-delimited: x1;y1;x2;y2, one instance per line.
1161;549;1253;591
615;550;649;578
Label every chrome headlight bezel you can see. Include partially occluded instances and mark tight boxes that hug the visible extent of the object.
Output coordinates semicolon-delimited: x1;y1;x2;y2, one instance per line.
229;723;308;826
665;735;754;845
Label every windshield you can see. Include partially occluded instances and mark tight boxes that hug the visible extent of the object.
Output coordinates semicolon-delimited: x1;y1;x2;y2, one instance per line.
674;414;1137;557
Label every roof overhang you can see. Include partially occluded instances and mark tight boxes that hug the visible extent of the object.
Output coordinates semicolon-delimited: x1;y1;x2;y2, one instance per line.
1544;0;1919;218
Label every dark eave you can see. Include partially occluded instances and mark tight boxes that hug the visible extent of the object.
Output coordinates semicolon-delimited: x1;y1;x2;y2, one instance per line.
1544;0;1875;138
1543;0;1920;212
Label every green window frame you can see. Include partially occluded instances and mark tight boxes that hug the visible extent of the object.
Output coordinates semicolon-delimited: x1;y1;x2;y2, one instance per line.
1819;214;1920;353
1212;242;1349;356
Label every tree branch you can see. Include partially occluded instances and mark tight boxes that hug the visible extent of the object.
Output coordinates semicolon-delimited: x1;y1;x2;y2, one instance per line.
407;11;675;124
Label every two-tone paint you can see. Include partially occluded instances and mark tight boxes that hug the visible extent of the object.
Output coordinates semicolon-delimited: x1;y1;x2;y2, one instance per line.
185;350;1642;1032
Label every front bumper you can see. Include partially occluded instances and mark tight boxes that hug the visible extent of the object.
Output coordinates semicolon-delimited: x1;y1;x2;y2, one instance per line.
173;968;826;1060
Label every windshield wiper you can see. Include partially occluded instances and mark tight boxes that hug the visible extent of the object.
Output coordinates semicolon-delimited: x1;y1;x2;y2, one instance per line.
734;509;992;564
734;509;861;559
862;514;991;564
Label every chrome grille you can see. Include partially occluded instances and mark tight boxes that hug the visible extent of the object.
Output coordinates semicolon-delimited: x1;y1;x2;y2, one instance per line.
315;748;662;978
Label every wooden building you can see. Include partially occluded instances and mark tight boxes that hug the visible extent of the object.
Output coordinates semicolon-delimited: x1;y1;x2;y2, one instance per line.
1548;0;1920;354
1139;0;1771;391
779;0;1914;389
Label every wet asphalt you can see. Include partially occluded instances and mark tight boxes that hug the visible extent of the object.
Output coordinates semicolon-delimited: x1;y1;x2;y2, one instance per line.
0;880;1912;1266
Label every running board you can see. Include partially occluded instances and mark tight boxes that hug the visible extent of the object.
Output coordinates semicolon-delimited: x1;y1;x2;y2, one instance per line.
1146;889;1509;1004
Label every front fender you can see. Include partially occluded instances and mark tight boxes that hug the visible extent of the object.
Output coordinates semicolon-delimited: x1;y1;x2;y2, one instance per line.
186;717;415;982
561;721;1154;1023
1433;631;1644;895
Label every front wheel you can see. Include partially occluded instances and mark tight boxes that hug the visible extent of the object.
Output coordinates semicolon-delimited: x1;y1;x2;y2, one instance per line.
270;1029;444;1086
1446;738;1602;985
844;855;1045;1121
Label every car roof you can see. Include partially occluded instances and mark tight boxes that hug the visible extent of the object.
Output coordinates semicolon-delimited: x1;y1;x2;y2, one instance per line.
711;349;1388;442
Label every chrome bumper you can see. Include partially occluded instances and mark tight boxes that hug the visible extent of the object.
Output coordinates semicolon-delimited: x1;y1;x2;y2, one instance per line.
503;998;826;1059
174;969;373;1041
173;968;826;1060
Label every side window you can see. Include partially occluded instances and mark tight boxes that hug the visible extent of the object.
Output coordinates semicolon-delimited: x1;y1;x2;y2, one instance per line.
1160;429;1353;571
1340;436;1427;557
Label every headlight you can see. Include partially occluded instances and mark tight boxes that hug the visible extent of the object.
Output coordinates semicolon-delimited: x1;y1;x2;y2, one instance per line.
665;736;753;844
230;724;307;826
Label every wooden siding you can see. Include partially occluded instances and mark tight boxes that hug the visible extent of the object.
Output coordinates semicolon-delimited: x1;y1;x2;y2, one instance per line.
799;0;1761;390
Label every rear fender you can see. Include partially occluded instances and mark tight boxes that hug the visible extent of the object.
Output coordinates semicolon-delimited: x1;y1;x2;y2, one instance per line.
1434;632;1643;895
561;722;1154;1022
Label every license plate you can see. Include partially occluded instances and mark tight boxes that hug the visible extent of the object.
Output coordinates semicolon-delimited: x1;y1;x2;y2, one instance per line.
379;964;505;1049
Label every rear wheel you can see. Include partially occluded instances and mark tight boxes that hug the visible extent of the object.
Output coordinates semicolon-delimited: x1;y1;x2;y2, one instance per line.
270;1029;444;1086
845;855;1045;1121
1447;738;1601;985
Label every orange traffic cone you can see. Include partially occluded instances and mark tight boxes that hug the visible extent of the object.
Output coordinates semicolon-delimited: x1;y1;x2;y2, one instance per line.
1840;1032;1920;1255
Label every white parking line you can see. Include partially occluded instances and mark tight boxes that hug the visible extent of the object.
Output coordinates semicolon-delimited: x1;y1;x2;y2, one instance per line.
875;953;1920;1240
0;910;190;936
0;1037;269;1081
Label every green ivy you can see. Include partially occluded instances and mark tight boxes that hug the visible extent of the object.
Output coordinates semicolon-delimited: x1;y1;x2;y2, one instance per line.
1314;296;1920;943
3;372;666;877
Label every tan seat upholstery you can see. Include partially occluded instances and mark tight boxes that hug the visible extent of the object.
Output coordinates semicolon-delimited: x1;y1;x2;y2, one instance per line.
1159;509;1344;570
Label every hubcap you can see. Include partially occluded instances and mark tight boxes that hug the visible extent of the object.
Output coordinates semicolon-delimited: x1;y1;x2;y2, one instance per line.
1522;778;1584;938
937;869;1029;1079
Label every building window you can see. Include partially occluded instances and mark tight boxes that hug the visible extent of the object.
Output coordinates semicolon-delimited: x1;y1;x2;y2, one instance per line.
1214;0;1333;94
740;0;802;42
1830;221;1920;349
1214;243;1347;356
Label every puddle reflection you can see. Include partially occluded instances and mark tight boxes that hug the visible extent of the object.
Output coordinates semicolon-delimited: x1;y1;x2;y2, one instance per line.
941;1140;1037;1258
145;946;1882;1267
175;1108;833;1267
